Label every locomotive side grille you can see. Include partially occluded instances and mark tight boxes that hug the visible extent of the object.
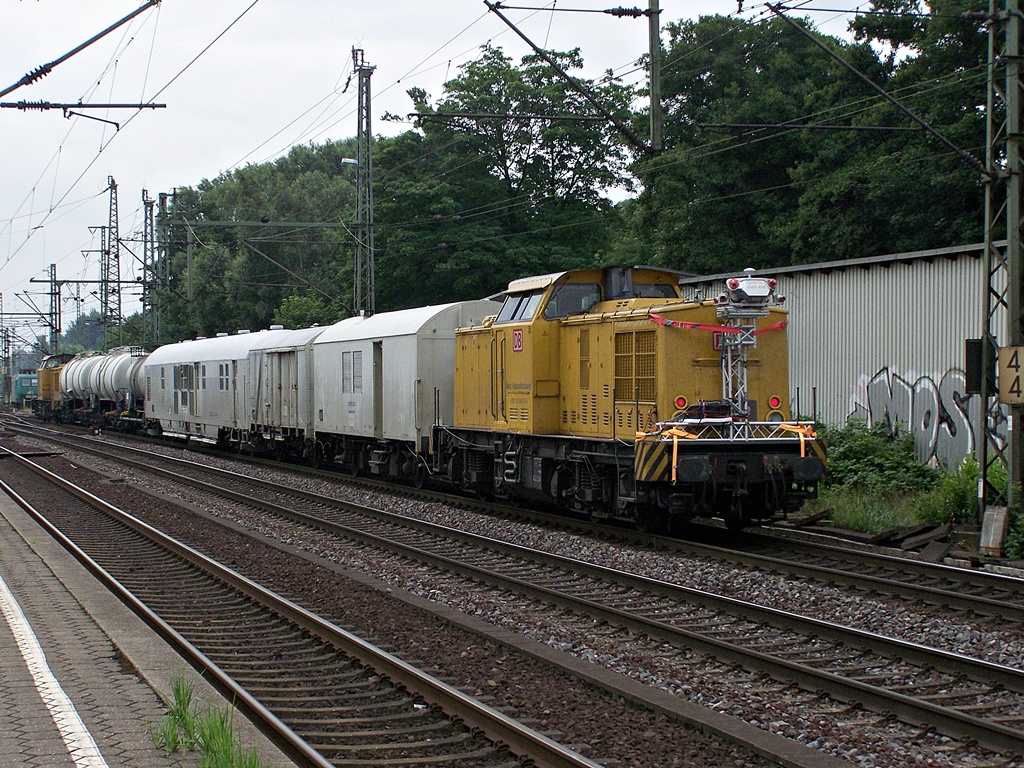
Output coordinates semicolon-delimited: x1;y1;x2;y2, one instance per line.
579;328;590;390
636;330;657;401
616;407;635;432
614;332;633;395
615;330;658;403
509;407;529;422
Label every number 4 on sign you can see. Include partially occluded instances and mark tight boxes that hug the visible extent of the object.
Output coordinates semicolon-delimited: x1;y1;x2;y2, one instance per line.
998;346;1024;404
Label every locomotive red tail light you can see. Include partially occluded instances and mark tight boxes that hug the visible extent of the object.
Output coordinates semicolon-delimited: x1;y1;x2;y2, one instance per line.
768;395;782;409
675;396;687;409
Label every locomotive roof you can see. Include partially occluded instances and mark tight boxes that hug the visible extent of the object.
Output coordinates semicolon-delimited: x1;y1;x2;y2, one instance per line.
504;266;691;295
315;300;499;344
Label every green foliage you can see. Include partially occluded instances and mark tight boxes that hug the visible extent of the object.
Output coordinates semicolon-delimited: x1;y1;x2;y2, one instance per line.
917;457;979;525
806;420;983;534
273;291;342;329
154;675;199;753
60;310;104;351
815;486;923;533
631;9;984;273
1004;509;1024;559
820;419;938;493
153;674;266;768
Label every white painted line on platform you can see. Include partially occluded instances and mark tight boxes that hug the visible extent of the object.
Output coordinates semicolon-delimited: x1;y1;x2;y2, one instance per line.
0;572;109;768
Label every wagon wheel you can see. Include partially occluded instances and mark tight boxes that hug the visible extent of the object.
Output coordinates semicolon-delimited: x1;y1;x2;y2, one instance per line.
413;461;428;489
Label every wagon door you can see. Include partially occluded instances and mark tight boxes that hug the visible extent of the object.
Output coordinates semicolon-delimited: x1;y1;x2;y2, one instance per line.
373;340;383;439
279;350;297;426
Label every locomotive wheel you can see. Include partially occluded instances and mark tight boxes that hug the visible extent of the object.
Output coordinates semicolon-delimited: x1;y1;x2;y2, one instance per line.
723;500;748;532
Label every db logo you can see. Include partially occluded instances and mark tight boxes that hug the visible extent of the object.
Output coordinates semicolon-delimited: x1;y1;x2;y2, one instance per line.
512;328;524;352
712;332;723;351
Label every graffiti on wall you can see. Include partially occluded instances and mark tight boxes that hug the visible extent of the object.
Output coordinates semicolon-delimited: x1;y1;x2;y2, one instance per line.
847;367;1008;468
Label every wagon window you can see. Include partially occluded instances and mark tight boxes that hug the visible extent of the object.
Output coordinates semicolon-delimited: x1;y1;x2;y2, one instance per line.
352;350;363;393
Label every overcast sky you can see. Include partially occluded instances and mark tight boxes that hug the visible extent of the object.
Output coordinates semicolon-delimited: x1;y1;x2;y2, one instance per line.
0;0;857;346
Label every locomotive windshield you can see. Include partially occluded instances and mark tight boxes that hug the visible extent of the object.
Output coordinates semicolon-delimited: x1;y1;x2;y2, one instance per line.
543;282;602;319
495;289;544;323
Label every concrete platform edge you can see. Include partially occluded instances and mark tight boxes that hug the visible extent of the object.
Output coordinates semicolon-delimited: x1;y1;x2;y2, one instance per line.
0;489;297;768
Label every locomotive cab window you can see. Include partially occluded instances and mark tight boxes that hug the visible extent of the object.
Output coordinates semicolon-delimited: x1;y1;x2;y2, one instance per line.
543;283;601;319
495;289;544;324
634;283;678;299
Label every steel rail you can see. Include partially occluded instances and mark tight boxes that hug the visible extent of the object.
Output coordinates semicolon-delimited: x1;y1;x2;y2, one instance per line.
37;433;1024;755
0;447;334;768
0;445;604;768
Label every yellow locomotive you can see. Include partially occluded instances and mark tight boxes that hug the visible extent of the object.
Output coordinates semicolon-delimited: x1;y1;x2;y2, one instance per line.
444;265;824;530
32;353;75;420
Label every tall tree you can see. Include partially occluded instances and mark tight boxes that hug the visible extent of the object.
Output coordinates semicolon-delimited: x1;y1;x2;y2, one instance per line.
375;44;635;309
633;10;984;272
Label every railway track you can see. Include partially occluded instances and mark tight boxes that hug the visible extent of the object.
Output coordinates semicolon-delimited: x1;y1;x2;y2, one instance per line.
14;424;1024;759
0;444;604;768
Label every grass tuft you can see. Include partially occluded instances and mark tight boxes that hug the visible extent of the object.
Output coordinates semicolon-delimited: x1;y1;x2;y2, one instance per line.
152;673;268;768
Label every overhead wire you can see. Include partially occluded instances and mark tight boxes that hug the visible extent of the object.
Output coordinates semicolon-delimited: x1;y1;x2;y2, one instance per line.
1;0;263;280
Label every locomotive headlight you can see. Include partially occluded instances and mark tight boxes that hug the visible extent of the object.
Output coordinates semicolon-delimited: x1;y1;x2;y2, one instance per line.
768;395;782;409
767;411;784;423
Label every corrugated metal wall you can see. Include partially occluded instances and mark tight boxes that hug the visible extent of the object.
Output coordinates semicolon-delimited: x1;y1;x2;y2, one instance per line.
680;244;1003;466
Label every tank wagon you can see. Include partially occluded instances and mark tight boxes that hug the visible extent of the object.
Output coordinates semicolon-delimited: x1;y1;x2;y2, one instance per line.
38;265;824;530
46;348;147;428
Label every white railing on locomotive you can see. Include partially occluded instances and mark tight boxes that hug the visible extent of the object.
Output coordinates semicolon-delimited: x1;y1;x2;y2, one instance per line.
655;418;816;442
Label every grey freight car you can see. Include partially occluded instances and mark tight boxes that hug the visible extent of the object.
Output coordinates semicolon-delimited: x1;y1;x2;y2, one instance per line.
310;301;499;478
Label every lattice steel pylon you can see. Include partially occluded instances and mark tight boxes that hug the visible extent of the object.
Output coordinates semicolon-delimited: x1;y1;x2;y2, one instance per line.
142;189;156;346
353;47;375;316
101;175;121;351
981;0;1023;515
